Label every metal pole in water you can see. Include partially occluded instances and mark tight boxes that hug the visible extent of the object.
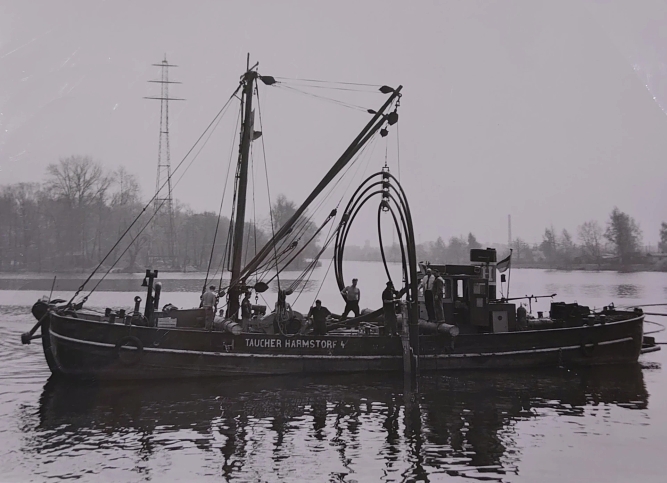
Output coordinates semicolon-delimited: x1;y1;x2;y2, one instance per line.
402;301;412;375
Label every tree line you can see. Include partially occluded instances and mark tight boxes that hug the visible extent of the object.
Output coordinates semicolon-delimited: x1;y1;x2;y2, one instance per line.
1;156;659;272
346;209;657;271
0;156;314;273
511;208;650;268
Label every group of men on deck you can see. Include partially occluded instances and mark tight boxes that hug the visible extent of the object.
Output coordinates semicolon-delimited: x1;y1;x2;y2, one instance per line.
308;277;401;336
201;285;253;330
201;268;445;335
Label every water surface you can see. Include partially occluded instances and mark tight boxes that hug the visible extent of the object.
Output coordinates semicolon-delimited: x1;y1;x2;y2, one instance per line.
0;265;665;482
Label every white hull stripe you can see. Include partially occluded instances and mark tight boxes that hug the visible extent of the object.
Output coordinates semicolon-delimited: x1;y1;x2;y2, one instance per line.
49;330;636;360
421;337;634;358
52;313;644;336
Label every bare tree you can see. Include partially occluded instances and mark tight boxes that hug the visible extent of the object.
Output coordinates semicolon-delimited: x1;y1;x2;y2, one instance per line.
578;220;604;264
46;156;113;266
559;229;577;263
111;167;141;207
540;226;558;265
269;194;318;268
513;238;533;262
47;155;112;207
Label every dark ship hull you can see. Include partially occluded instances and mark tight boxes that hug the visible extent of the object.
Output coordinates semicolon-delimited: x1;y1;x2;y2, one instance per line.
38;308;644;381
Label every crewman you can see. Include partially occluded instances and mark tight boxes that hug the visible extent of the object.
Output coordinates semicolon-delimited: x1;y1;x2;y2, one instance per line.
201;285;218;330
307;299;331;335
419;268;436;321
433;270;445;321
241;291;253;331
382;281;398;336
341;278;361;319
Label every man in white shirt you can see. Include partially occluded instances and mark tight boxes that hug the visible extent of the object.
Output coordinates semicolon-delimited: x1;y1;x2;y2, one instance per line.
201;285;217;330
341;278;361;320
419;268;436;321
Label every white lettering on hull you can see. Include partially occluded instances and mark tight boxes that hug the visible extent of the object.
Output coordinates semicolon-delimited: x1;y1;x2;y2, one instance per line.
244;338;341;350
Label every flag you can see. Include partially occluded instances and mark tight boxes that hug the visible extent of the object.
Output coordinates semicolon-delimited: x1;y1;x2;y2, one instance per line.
497;251;512;273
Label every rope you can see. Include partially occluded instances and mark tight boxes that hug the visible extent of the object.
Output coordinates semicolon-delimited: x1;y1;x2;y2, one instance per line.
273;76;382;88
85;105;236;301
274;83;383;93
269;213;337;286
294;221;339;307
204;103;242;293
310;255;336;308
212;103;243;289
72;84;242;305
256;85;282;293
273;84;370;112
248;130;379;288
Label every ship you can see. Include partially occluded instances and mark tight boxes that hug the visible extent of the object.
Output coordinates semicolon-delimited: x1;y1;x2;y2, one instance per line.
22;61;657;380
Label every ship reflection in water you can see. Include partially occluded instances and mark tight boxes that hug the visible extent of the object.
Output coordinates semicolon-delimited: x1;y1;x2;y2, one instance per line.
28;365;648;481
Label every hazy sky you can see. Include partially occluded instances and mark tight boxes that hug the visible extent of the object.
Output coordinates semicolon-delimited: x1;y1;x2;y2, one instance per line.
1;0;667;246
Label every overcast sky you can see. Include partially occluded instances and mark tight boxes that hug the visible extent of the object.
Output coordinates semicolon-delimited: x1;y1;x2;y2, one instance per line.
1;0;667;246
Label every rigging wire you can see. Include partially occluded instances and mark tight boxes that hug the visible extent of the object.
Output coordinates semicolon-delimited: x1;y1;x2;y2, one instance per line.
309;253;336;308
203;102;242;293
255;84;282;293
241;96;393;287
84;98;236;302
396;121;401;182
250;131;379;288
251;129;380;294
273;76;382;88
251;139;259;282
272;84;370;112
231;86;402;288
293;221;338;306
272;83;383;93
268;213;337;286
68;83;243;306
209;103;243;289
274;131;382;309
243;145;257;267
223;92;248;276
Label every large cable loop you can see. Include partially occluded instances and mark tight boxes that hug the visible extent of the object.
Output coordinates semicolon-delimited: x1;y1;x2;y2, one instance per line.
333;171;418;307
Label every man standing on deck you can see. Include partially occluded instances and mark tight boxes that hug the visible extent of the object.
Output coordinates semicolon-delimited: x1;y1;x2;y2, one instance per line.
419;268;436;321
341;278;361;319
201;285;218;330
308;300;331;335
433;270;445;321
382;281;398;336
241;291;253;331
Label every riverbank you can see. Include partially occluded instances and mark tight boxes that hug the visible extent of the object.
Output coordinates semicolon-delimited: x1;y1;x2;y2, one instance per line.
511;261;667;272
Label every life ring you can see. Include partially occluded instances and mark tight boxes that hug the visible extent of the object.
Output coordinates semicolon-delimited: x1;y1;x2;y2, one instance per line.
115;335;143;366
580;338;597;357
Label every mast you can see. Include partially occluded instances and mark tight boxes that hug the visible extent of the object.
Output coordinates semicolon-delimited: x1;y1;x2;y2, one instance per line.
227;68;257;319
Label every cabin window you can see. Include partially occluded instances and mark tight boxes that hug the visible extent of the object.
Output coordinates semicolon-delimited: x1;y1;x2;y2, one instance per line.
473;282;486;295
456;279;464;299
